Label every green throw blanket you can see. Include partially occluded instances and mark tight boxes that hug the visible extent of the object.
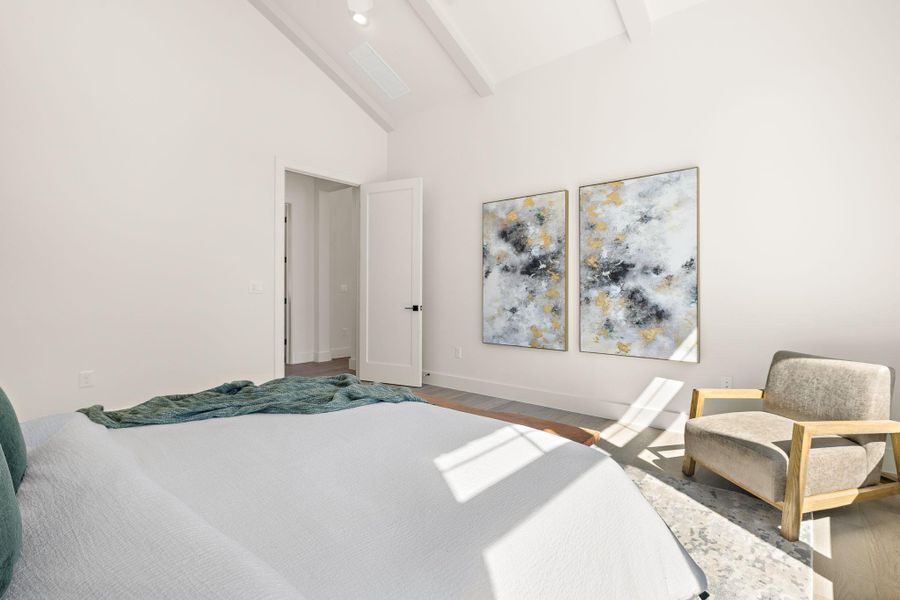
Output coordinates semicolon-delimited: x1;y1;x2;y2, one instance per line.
79;373;423;429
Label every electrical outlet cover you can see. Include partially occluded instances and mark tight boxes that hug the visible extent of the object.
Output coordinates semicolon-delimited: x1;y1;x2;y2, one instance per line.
79;370;95;388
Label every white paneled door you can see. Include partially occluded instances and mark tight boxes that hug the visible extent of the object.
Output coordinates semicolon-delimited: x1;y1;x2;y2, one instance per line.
358;178;423;386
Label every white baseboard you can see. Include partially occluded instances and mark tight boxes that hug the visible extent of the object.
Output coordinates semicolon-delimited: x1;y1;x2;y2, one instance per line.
290;351;314;364
314;351;332;363
423;370;687;432
348;357;357;370
330;347;351;359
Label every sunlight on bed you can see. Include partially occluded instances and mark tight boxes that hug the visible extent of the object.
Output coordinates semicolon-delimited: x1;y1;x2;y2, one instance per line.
480;461;627;598
601;377;684;447
434;424;568;503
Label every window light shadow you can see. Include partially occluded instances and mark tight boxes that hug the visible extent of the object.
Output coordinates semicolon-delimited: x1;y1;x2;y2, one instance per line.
669;327;698;362
434;424;568;503
601;377;684;447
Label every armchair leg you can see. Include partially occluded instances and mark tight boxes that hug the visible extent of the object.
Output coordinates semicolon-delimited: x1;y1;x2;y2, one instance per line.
891;433;900;481
780;504;802;542
682;454;696;477
781;423;812;541
682;389;705;478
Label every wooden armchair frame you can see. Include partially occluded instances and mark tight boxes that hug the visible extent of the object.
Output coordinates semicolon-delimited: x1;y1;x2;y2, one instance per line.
682;388;900;541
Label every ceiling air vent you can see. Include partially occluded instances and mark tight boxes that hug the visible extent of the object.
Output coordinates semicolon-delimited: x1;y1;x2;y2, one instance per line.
349;43;410;100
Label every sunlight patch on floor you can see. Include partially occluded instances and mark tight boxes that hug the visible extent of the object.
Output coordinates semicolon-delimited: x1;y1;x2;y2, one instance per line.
812;515;832;559
636;448;659;469
601;377;684;447
434;425;568;503
811;517;834;600
813;571;834;599
656;448;685;459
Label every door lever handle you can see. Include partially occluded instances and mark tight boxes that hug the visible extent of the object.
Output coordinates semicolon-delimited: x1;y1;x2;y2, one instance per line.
403;305;422;312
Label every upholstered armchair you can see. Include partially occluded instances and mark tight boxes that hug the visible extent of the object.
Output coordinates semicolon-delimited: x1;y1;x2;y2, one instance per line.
682;351;898;540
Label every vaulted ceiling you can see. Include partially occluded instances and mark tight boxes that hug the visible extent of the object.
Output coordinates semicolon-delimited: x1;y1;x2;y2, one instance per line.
250;0;709;131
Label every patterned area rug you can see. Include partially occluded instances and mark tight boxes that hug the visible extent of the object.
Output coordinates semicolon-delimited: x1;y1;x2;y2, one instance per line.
625;466;813;600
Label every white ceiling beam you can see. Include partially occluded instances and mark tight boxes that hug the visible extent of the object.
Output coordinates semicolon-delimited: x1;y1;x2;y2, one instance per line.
248;0;395;132
407;0;493;97
614;0;652;43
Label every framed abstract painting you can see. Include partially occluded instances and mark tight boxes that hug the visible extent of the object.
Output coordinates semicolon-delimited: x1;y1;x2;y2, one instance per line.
483;190;567;350
579;168;698;362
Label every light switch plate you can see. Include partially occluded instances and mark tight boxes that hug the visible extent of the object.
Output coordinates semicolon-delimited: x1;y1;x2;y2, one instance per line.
249;281;264;294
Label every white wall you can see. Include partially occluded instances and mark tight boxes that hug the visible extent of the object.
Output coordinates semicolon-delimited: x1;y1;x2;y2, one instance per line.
387;0;900;429
287;180;356;365
0;0;387;420
286;172;317;364
326;187;357;359
315;188;332;363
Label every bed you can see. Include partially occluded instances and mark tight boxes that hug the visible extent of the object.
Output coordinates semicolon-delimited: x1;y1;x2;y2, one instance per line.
8;401;707;599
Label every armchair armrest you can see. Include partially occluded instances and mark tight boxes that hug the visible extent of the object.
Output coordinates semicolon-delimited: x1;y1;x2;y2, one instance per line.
688;388;765;419
782;418;900;540
793;420;900;436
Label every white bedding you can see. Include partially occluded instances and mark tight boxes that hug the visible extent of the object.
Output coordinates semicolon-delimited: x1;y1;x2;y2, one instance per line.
10;403;706;599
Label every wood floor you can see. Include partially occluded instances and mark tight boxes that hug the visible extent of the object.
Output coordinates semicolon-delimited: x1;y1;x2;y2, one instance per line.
287;359;900;600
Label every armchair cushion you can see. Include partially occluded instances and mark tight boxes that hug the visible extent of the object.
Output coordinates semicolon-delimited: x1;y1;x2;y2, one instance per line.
762;350;893;485
685;411;877;502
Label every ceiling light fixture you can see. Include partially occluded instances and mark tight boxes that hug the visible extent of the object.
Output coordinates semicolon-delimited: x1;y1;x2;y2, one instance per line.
348;0;373;27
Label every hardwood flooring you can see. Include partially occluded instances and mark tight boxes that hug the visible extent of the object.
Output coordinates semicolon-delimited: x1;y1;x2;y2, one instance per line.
287;359;900;600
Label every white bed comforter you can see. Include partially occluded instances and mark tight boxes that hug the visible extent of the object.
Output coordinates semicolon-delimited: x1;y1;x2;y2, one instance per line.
10;403;706;599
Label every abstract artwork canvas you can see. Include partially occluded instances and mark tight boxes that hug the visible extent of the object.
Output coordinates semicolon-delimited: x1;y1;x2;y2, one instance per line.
483;191;567;350
579;168;698;362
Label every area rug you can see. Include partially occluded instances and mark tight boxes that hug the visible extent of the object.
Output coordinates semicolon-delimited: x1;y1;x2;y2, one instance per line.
625;466;813;600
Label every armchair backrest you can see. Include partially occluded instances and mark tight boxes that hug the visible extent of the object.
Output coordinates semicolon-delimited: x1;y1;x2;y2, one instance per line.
764;351;894;447
763;351;894;486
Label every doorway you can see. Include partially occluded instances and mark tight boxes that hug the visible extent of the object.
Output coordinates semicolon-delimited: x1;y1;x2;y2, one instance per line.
283;171;359;374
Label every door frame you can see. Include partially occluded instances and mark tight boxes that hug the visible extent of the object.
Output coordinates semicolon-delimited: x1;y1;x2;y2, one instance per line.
272;156;362;379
